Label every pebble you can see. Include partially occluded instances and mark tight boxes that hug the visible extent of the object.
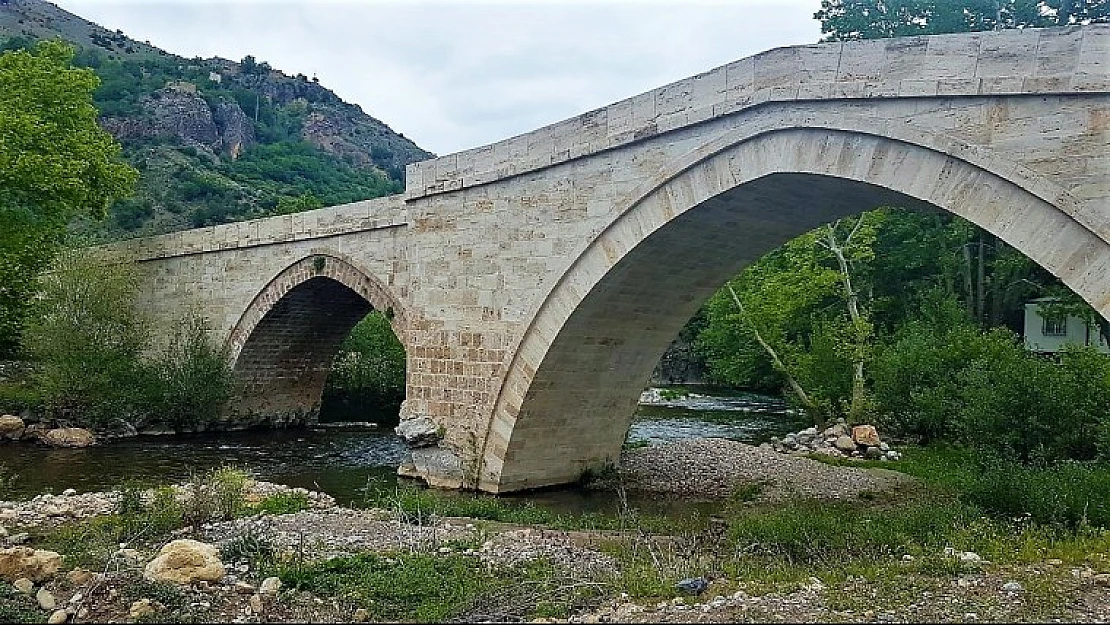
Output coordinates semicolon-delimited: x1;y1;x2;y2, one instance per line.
353;608;370;622
36;587;56;610
47;610;67;624
249;594;263;613
259;576;282;596
13;577;33;594
1001;581;1023;593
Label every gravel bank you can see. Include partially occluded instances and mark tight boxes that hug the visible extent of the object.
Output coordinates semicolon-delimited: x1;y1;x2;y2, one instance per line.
609;438;914;500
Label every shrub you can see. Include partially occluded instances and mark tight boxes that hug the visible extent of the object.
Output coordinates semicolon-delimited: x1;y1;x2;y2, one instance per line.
23;251;152;425
146;313;233;429
321;311;405;423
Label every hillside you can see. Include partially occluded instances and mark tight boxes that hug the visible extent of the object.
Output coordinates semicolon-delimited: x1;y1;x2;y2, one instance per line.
0;0;434;240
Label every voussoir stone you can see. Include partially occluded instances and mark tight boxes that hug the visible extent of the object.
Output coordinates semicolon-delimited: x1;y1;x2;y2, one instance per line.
41;428;95;449
143;539;225;585
0;548;62;582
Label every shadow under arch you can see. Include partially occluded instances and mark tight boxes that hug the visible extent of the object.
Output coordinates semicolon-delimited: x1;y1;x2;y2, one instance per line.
477;126;1110;493
227;252;407;424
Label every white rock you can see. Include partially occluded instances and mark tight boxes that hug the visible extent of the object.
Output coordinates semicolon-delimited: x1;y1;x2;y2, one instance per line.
36;587;56;610
47;610;67;624
259;576;281;596
1001;581;1023;593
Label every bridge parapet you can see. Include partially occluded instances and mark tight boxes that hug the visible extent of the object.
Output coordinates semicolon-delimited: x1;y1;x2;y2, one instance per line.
405;25;1109;200
103;194;407;263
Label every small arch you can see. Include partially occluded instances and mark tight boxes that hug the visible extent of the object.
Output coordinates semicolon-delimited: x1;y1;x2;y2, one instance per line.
226;253;407;423
477;126;1110;492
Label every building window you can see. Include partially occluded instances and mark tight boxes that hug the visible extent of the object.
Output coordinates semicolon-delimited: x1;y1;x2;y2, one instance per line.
1043;315;1067;337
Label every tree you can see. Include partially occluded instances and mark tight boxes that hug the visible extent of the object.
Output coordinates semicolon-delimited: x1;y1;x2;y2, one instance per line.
815;0;1109;41
0;40;136;355
700;213;882;425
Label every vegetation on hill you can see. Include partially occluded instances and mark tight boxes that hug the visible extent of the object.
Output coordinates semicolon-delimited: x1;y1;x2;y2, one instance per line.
0;0;432;242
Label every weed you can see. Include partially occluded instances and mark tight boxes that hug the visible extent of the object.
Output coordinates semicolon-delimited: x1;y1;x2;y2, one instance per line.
252;491;311;516
221;527;276;569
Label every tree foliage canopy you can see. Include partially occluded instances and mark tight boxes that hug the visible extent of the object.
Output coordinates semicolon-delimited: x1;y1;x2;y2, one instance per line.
815;0;1110;41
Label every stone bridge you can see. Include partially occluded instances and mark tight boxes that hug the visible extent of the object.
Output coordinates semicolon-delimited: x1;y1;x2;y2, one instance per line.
111;26;1110;493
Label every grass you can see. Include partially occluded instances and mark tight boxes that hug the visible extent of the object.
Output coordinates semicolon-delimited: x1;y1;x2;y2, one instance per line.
276;551;602;622
362;480;686;533
0;584;44;623
252;491;312;515
811;444;1110;528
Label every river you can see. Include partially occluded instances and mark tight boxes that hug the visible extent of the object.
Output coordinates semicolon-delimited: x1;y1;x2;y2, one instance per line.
0;388;806;515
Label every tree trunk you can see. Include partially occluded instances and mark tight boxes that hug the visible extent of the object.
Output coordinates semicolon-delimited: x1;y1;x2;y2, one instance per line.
726;284;824;427
962;243;975;318
976;234;986;324
825;223;869;422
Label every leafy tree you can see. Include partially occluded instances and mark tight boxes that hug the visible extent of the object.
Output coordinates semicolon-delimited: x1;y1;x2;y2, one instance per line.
0;40;137;355
700;213;882;425
23;251;150;425
815;0;1109;41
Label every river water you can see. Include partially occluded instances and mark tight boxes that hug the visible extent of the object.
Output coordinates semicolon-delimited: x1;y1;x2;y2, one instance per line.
0;388;805;515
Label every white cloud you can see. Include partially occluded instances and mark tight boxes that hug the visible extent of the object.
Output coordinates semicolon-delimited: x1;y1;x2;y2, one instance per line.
52;0;822;155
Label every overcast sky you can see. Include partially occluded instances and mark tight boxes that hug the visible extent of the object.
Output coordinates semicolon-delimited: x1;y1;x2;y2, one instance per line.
52;0;822;156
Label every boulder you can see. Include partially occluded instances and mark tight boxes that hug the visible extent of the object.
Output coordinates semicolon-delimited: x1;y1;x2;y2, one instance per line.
394;416;441;448
834;436;857;453
0;415;24;440
823;424;848;438
12;577;33;593
864;446;884;460
143;539;225;585
41;428;95;448
0;548;62;582
851;425;881;447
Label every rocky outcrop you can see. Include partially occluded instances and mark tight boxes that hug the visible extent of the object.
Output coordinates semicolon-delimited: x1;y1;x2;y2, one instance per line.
100;86;254;158
0;547;62;582
40;428;95;448
144;539;225;585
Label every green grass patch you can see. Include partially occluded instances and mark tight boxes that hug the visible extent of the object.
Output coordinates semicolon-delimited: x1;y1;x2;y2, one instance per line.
251;491;312;516
0;584;44;623
364;482;684;533
277;552;597;622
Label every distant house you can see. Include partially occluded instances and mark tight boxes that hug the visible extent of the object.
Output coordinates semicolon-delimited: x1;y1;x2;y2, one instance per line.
1023;297;1110;354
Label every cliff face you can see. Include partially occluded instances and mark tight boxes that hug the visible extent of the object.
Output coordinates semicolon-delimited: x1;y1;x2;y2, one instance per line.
99;85;256;159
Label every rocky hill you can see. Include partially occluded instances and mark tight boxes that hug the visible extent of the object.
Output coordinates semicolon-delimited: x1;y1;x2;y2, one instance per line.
0;0;433;240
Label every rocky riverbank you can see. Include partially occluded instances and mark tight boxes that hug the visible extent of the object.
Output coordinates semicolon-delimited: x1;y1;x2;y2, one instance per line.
597;438;913;500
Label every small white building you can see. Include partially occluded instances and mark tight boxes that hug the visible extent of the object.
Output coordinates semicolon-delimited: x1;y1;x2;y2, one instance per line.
1023;298;1110;354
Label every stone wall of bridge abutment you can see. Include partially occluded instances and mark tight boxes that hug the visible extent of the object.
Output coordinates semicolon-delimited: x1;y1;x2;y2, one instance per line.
104;25;1110;491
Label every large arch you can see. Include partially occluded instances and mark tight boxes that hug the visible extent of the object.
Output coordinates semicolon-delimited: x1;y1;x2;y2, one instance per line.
227;252;407;425
477;124;1110;493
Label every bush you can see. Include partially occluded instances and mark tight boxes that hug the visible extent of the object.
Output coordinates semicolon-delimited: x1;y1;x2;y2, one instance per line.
23;251;152;425
872;297;1110;464
147;313;233;429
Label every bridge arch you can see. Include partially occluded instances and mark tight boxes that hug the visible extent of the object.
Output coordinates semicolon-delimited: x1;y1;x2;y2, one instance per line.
227;252;407;424
477;124;1110;492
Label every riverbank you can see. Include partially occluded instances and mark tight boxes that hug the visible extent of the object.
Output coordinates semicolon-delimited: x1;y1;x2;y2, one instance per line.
2;439;1110;623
